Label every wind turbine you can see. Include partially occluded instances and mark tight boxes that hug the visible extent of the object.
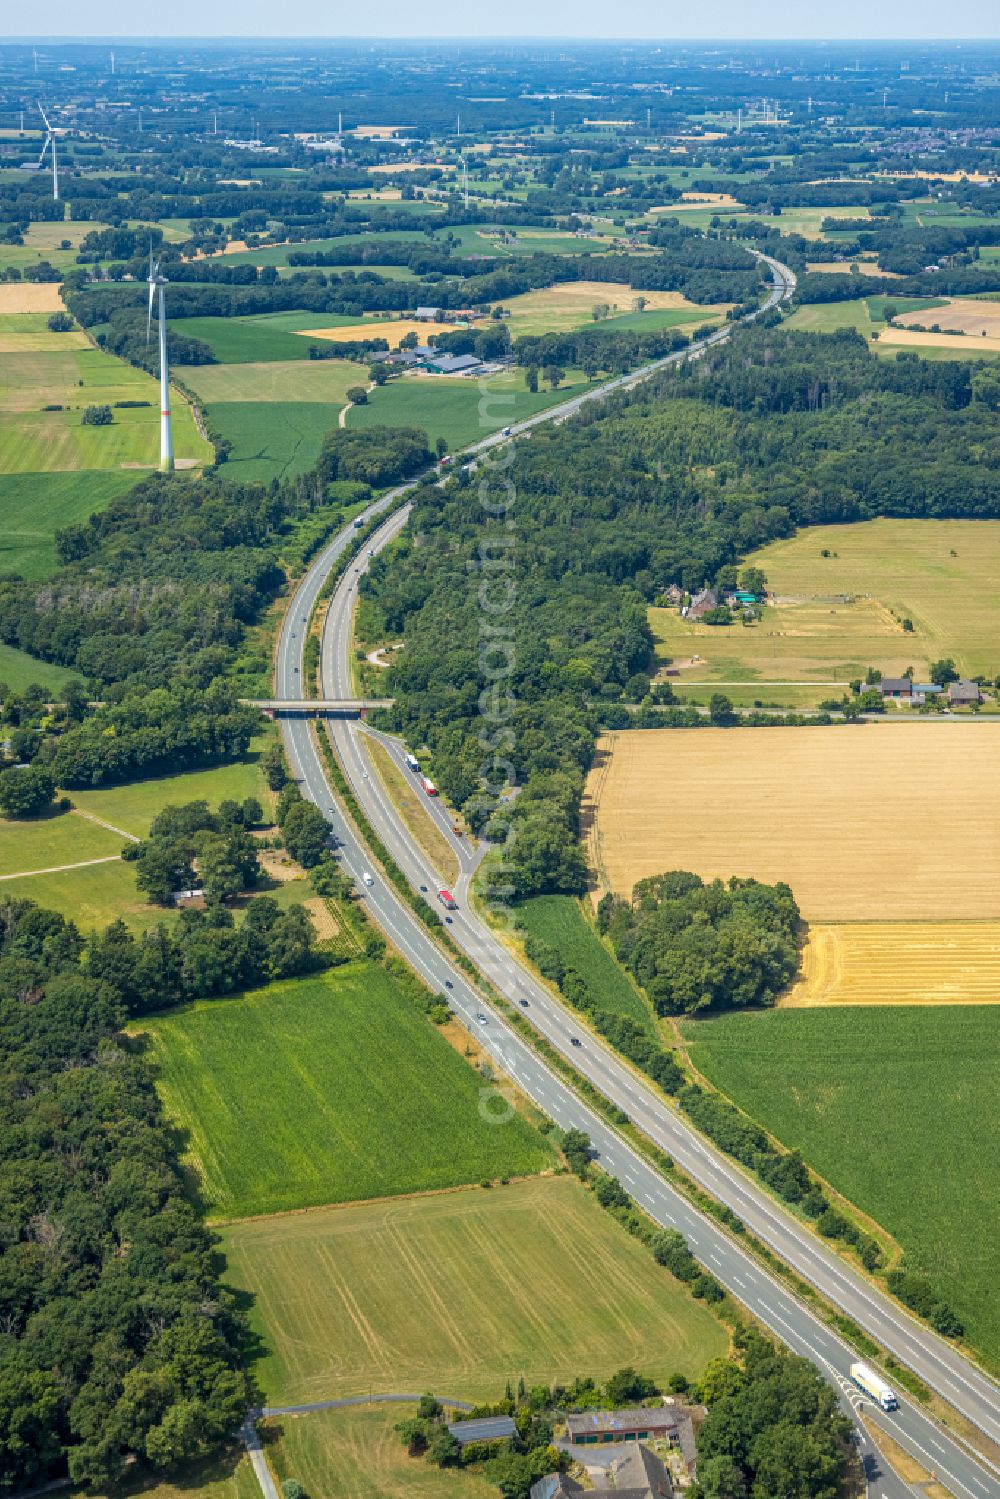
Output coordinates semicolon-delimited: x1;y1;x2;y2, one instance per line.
147;252;174;474
36;102;58;201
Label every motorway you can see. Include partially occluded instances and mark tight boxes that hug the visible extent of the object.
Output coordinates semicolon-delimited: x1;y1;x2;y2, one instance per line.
274;263;1000;1499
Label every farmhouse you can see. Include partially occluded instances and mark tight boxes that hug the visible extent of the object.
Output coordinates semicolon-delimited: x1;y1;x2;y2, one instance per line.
948;679;982;705
879;677;912;699
685;587;718;620
564;1406;695;1461
413;305;442;320
447;1414;518;1446
533;1445;674;1499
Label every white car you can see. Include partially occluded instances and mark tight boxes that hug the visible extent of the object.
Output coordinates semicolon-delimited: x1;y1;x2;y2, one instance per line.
362;872;374;887
476;1013;489;1026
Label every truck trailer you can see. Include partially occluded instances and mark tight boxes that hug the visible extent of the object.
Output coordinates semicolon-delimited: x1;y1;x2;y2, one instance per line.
850;1362;898;1411
405;753;420;772
420;776;438;796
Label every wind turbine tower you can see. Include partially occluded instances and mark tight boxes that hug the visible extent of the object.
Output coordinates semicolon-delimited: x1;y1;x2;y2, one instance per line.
37;103;58;201
110;49;116;75
462;155;469;208
147;255;174;474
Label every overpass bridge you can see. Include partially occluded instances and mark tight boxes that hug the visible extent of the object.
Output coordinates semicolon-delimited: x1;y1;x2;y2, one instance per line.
243;698;393;720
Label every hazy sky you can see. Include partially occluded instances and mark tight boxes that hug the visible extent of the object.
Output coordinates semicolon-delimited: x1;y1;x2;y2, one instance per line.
4;0;998;40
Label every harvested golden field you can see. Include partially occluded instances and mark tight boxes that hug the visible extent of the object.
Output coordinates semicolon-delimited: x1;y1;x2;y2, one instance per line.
505;281;727;337
585;723;1000;921
296;318;448;347
894;296;1000;336
0;282;65;313
878;327;1000;355
806;260;902;277
786;923;1000;1006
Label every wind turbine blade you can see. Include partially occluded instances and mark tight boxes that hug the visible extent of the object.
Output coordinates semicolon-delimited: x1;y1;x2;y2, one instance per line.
36;135;49;168
37;100;51;132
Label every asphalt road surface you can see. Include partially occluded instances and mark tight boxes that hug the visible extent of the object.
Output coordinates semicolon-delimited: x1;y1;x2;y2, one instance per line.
275;264;1000;1499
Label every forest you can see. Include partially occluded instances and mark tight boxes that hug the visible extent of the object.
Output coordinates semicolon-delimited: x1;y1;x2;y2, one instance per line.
0;896;253;1490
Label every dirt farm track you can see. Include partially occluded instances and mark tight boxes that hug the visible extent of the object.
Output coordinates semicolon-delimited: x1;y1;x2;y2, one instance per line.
585;721;1000;924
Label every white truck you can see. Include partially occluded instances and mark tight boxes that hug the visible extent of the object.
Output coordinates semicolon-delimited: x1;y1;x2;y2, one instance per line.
850;1362;898;1411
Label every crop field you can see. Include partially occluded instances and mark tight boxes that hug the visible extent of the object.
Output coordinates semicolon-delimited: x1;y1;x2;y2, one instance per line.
211;230;439;268
206;401;342;482
0;220;114;276
681;1006;1000;1362
0;310;89;352
297;316;445;347
787;922;1000;1006
744;518;1000;677
585;723;1000;921
264;1404;495;1499
0;346;209;474
222;1175;727;1404
170;311;359;363
0;470;137;577
346;367;589;451
140;966;553;1219
501;282;724;337
0;283;67;314
878;327;1000;357
517;895;655;1034
654;517;1000;699
181;357;359;404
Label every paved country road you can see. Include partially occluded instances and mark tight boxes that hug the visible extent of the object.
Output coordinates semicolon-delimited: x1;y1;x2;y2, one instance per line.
275;263;1000;1499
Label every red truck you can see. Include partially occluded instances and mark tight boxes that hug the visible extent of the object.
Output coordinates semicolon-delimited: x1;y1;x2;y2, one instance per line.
420;776;438;796
437;888;458;910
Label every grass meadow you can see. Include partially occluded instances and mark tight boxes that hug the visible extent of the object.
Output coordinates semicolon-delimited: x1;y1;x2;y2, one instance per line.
653;516;1000;699
0;806;122;878
681;1007;1000;1364
0;859;171;934
0;639;76;691
516;895;655;1034
263;1404;496;1499
70;743;271;836
223;1175;727;1404
139;966;553;1219
745;517;1000;678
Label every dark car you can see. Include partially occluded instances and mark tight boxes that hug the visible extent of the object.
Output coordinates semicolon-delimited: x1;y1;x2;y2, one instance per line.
570;1037;581;1047
444;980;453;990
519;999;529;1008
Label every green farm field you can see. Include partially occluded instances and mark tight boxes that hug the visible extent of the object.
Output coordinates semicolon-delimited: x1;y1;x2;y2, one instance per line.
264;1404;495;1499
206;401;342;482
346;368;589;451
182;356;359;404
682;1007;1000;1365
223;1175;727;1405
0;469;137;577
654;517;1000;700
140;966;553;1219
211;229;436;268
171;310;359;363
516;895;655;1034
0;345;209;473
